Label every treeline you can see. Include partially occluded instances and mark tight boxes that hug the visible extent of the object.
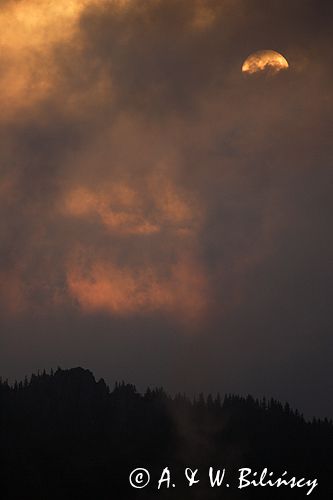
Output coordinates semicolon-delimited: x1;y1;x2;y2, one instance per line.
0;367;332;499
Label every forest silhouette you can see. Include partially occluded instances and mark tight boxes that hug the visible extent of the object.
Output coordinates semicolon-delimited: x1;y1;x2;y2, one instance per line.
1;367;332;499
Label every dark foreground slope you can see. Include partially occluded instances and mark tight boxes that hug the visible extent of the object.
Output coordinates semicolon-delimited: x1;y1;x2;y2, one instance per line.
0;367;332;499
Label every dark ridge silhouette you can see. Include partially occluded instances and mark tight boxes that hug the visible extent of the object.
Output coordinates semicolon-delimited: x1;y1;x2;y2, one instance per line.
0;367;332;499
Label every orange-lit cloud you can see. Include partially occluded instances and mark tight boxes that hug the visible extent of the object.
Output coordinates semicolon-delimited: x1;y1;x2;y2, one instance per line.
62;174;207;321
63;174;201;236
67;253;209;322
0;0;122;117
64;184;160;235
0;0;82;115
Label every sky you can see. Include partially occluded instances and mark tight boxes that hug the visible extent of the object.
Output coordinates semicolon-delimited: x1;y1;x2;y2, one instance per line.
0;0;332;418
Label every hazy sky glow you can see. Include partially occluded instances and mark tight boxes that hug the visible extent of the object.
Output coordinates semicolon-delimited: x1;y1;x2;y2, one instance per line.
0;0;332;417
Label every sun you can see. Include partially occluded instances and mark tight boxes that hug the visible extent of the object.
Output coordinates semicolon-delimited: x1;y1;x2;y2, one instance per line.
242;50;289;75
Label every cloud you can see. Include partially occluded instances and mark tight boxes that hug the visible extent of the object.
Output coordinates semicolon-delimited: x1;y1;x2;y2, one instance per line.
67;252;209;320
0;0;332;414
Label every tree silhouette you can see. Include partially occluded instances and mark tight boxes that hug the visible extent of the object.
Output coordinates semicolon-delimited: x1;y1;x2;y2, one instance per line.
0;367;332;499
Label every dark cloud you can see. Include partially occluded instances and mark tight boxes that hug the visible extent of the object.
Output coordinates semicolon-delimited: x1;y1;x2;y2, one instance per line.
0;0;332;417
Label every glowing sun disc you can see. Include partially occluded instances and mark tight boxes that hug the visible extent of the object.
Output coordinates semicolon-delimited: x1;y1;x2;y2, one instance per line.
242;50;289;75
